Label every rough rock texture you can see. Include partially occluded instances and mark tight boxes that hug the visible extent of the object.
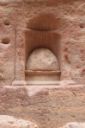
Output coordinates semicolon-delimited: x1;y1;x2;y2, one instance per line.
0;0;85;85
0;0;85;128
0;115;37;128
60;122;85;128
0;86;85;128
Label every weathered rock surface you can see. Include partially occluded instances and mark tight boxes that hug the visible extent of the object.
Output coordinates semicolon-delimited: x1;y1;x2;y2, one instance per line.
0;115;37;128
0;0;85;128
0;86;85;128
60;122;85;128
0;0;85;85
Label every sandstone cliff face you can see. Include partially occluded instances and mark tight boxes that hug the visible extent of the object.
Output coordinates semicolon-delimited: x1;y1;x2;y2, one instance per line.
0;0;85;128
0;0;85;85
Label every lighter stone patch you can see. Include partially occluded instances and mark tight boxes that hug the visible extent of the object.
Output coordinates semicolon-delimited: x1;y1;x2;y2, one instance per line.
27;48;59;71
0;115;38;128
60;122;85;128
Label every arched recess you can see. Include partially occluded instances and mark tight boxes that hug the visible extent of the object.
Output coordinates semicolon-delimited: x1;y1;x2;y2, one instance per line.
26;48;60;82
25;13;61;83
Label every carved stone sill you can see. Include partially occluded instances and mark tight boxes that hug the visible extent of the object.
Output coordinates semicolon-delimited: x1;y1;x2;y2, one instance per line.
25;70;61;75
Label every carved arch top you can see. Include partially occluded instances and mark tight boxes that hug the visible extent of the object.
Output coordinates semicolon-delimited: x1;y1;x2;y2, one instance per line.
27;13;59;31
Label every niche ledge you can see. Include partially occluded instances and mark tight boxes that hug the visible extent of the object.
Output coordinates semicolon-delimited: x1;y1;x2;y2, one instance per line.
25;70;61;75
12;80;76;86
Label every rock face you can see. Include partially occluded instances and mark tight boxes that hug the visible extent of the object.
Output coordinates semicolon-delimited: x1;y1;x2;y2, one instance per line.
0;0;85;85
0;0;85;128
0;86;85;128
60;122;85;128
0;115;38;128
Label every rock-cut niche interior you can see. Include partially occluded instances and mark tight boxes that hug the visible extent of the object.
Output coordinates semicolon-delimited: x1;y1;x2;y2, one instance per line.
25;13;61;84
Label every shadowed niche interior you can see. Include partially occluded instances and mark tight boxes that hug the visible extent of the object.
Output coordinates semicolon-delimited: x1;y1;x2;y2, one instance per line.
27;13;59;31
25;13;61;84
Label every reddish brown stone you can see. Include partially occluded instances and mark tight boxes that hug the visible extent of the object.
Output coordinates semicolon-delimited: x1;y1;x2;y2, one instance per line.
0;0;85;128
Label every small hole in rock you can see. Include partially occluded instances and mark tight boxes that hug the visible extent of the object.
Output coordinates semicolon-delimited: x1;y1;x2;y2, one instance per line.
2;38;10;44
4;20;10;26
79;23;84;28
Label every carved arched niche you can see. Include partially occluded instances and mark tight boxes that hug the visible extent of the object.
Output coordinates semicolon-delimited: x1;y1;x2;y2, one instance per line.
25;13;61;84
